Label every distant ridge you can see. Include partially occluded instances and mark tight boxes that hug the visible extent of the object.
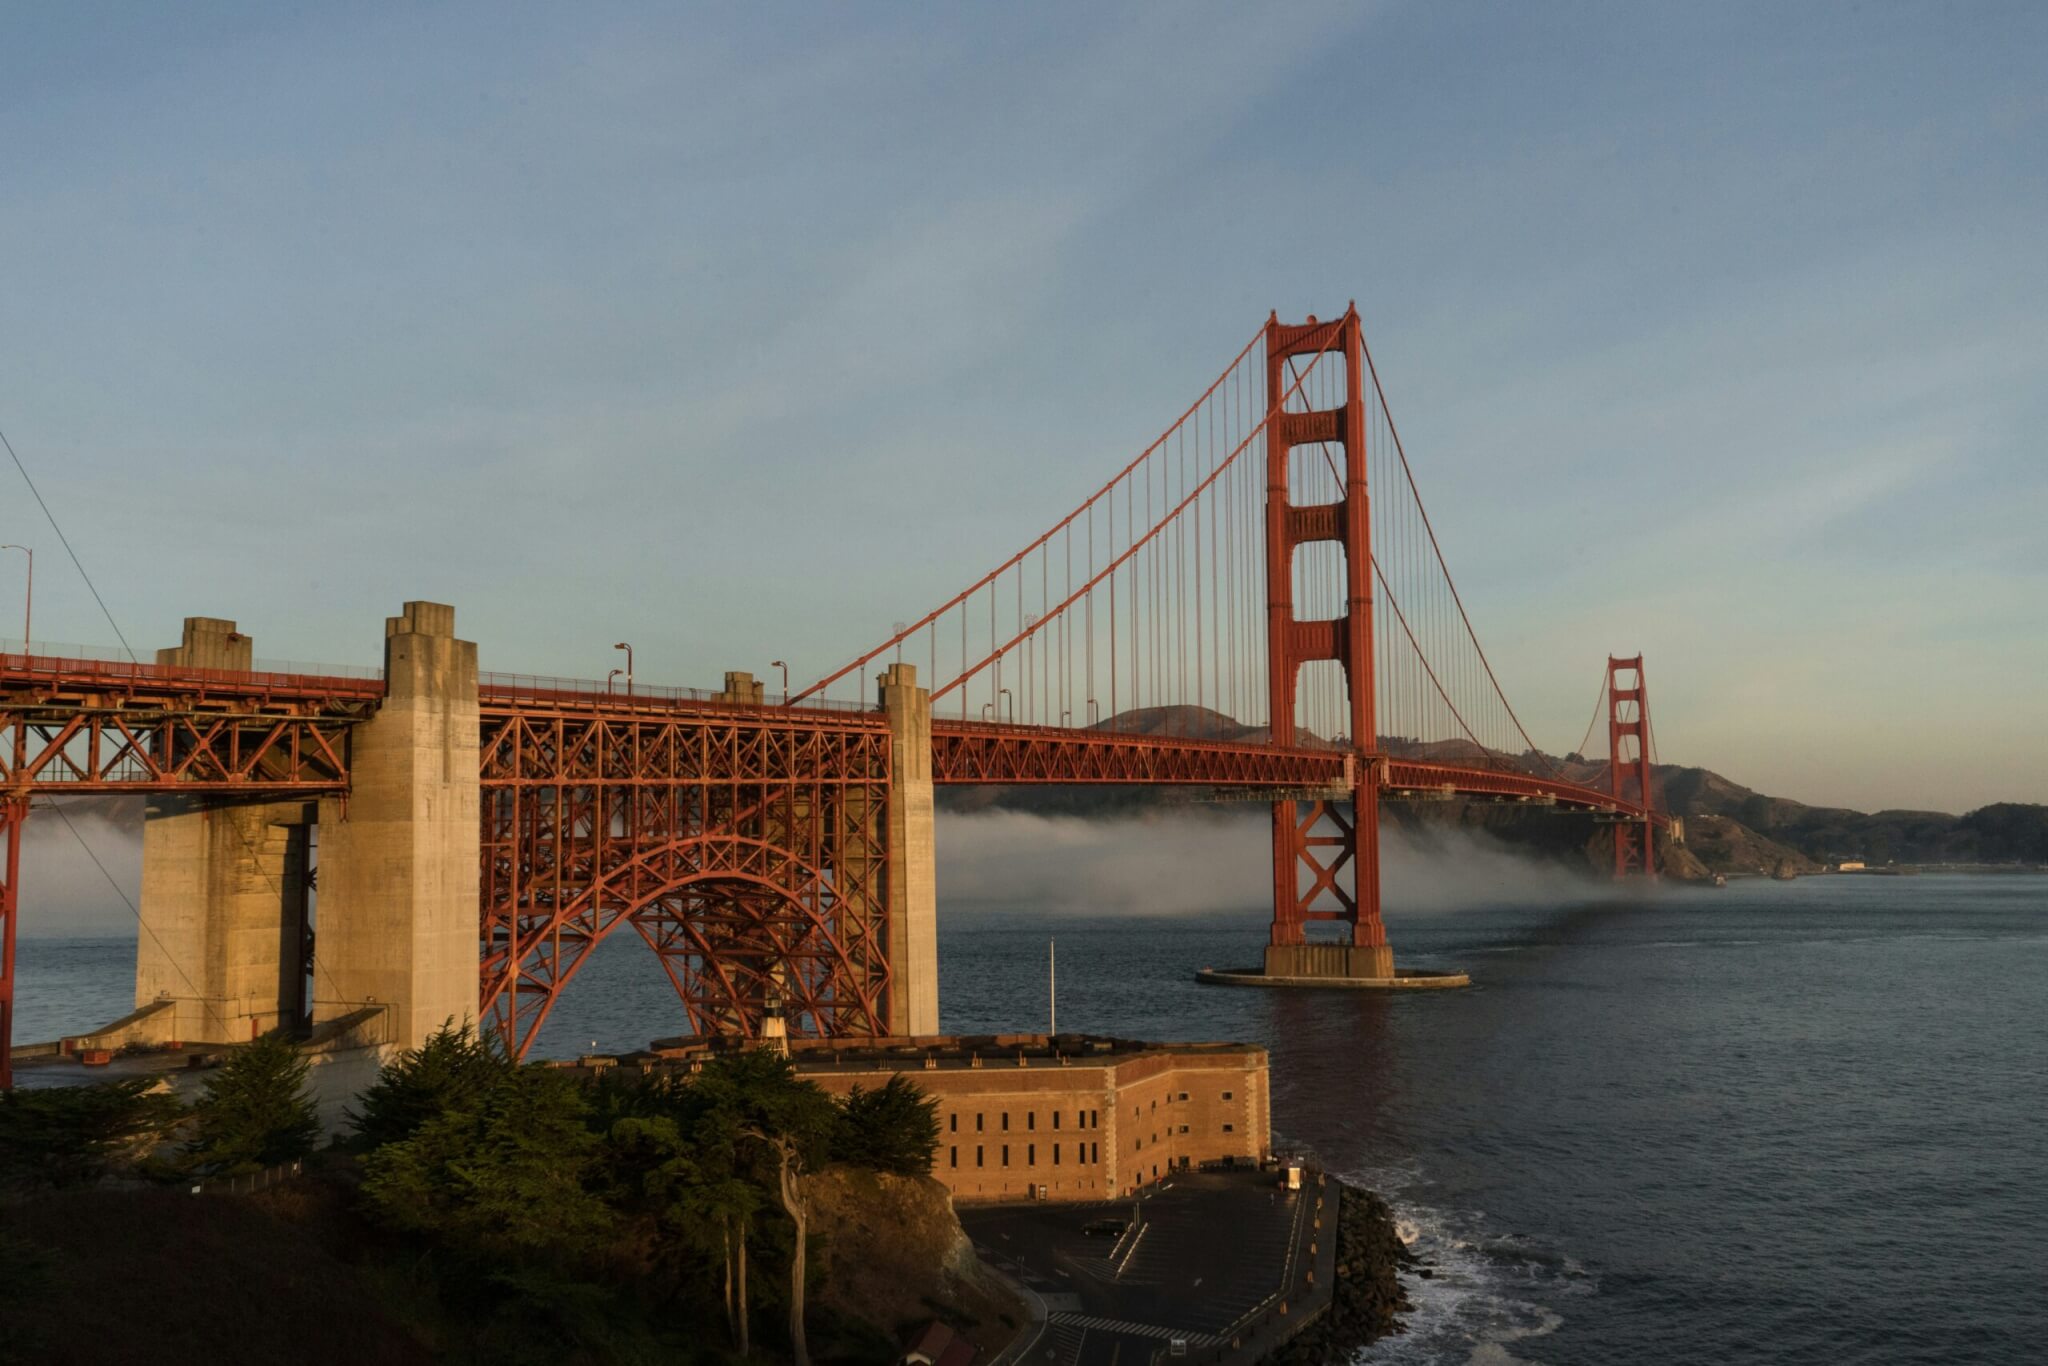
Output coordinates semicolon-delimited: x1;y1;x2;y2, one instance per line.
946;707;2048;877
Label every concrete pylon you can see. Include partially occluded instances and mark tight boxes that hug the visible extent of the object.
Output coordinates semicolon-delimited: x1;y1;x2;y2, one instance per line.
135;618;314;1042
718;671;767;705
879;663;938;1036
135;798;314;1041
313;602;480;1049
154;616;253;671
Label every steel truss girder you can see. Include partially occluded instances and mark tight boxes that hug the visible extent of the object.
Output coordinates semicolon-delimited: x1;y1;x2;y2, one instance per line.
930;722;1351;786
477;706;894;1059
1385;759;1649;816
2;654;372;795
0;710;358;792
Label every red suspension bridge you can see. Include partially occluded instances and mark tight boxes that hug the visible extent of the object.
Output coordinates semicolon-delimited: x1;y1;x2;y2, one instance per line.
0;307;1665;1086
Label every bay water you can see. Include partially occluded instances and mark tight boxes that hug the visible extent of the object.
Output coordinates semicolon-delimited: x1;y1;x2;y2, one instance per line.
16;874;2043;1364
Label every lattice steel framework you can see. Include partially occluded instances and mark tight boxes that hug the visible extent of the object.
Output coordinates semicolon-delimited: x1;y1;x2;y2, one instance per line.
476;702;895;1059
929;720;1351;787
0;654;370;795
0;651;371;1088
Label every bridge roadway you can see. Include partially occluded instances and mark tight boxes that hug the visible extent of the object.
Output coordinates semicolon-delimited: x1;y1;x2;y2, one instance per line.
0;648;1640;812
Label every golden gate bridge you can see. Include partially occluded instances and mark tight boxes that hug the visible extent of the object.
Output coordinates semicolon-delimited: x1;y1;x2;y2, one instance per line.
0;307;1665;1087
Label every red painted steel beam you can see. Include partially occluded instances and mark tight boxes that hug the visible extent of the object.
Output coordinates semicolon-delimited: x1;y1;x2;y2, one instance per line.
930;719;1352;787
2;651;372;796
0;796;23;1090
2;650;382;708
1383;759;1652;816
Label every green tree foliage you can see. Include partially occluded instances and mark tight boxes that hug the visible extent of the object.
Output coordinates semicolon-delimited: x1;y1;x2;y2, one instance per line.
600;1106;765;1350
346;1017;505;1151
345;1043;943;1362
691;1050;840;1170
1960;803;2048;862
686;1051;841;1366
0;1078;184;1189
360;1063;614;1259
185;1033;321;1175
832;1075;940;1176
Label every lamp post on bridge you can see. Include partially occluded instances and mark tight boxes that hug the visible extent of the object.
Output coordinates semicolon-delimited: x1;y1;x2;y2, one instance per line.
607;668;624;694
0;544;28;651
1000;687;1014;723
770;659;789;705
613;641;633;696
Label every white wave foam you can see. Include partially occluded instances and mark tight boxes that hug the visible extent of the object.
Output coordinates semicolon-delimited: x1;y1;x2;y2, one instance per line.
1340;1164;1586;1366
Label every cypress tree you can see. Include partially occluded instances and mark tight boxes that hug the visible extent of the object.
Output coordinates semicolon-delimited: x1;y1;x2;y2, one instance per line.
185;1032;321;1174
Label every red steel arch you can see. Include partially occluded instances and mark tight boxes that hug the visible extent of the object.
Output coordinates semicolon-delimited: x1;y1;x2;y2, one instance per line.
483;832;889;1059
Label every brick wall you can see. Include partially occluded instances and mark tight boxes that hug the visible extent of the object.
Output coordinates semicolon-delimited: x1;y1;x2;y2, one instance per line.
803;1043;1268;1203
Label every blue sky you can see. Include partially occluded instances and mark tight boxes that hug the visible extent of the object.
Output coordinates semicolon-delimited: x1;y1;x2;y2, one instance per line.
3;2;2043;813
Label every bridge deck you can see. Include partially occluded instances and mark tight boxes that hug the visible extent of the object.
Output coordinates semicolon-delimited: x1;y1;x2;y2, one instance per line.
1;651;1648;818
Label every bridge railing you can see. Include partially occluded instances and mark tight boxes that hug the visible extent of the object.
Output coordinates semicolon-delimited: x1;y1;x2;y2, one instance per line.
478;670;878;715
0;647;384;699
3;639;385;680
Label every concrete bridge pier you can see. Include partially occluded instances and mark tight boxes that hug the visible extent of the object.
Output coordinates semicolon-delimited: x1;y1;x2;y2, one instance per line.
134;619;315;1043
135;795;315;1042
131;607;481;1055
312;602;480;1049
879;662;938;1036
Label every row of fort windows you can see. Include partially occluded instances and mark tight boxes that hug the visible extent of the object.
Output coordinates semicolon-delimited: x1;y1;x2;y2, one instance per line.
949;1142;1101;1169
944;1091;1236;1136
948;1108;1099;1134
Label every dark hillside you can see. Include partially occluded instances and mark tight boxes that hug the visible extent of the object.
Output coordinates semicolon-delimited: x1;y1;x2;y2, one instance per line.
939;709;2044;879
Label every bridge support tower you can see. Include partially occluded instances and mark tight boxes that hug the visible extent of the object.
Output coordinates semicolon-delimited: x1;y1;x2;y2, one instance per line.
136;619;317;1042
879;663;939;1035
1262;307;1394;980
312;603;480;1046
1608;655;1658;878
129;606;480;1055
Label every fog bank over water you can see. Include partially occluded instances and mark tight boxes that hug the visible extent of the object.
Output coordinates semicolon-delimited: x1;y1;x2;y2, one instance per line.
16;804;140;939
935;808;1625;916
16;803;1626;941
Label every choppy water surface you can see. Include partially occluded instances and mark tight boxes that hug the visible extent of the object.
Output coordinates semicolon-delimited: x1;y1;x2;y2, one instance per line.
19;874;2045;1364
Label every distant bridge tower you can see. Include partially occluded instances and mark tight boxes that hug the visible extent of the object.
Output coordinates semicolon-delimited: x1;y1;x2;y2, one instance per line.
1607;655;1658;877
1263;306;1394;979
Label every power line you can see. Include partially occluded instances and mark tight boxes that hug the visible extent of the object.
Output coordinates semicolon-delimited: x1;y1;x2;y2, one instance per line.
43;797;347;1038
1;425;138;661
42;797;225;1039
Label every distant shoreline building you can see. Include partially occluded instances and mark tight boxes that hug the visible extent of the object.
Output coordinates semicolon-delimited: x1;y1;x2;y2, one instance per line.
583;1033;1272;1203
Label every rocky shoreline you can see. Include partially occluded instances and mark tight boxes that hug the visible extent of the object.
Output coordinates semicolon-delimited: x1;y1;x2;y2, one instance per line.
1265;1180;1417;1364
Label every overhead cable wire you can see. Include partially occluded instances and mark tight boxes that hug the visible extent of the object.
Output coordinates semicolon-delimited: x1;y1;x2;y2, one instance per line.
1;426;138;662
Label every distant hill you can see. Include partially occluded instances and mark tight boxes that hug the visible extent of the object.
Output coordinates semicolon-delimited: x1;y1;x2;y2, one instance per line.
940;708;2048;880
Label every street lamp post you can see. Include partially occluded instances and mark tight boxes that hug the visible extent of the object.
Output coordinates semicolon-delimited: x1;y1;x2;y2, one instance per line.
607;668;625;694
613;642;633;695
1000;687;1014;723
770;659;789;705
0;545;29;651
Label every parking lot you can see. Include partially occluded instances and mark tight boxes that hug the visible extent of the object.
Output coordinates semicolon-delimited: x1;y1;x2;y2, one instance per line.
961;1168;1315;1366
